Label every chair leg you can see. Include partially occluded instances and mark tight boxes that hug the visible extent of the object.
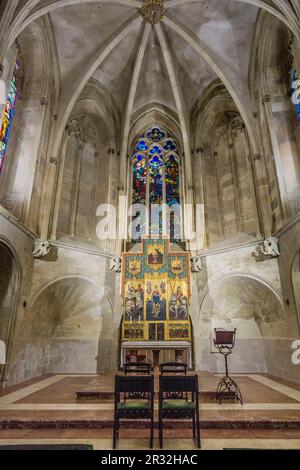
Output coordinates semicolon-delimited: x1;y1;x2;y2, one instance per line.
196;411;201;449
192;414;196;439
116;418;120;439
159;415;163;449
113;418;117;449
150;416;154;449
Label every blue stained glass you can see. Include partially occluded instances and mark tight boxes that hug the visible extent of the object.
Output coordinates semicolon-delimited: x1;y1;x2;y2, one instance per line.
147;127;165;142
164;140;176;151
150;145;162;155
291;69;300;125
136;140;148;151
0;74;17;174
136;154;144;162
150;155;161;167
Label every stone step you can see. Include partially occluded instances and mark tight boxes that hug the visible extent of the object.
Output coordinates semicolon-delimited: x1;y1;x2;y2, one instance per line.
1;418;300;430
76;390;217;402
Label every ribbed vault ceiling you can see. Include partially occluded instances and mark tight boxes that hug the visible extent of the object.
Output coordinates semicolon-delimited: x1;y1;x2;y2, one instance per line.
49;0;259;115
4;0;297;187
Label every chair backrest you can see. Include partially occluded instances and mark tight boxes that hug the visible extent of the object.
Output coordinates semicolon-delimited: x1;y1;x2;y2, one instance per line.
124;362;152;375
159;375;199;402
115;375;154;403
159;362;188;374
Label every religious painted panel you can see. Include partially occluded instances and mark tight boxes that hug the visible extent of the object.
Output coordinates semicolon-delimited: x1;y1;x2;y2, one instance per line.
145;277;167;321
157;323;165;340
169;323;191;340
146;240;165;268
123;324;144;341
124;280;144;322
121;237;192;342
168;280;189;321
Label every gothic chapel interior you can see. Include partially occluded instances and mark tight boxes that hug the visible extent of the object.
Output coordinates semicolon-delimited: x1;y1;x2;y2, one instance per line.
0;0;300;451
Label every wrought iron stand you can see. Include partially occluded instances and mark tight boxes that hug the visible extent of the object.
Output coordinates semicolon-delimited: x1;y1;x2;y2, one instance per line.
213;329;243;405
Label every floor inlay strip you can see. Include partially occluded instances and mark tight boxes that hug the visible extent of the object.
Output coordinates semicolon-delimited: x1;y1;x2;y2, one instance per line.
1;403;300;411
0;376;66;405
0;438;300;450
250;375;300;402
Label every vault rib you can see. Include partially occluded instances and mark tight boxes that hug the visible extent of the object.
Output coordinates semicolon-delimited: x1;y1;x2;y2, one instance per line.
163;13;258;153
155;21;192;186
2;1;142;59
40;13;142;240
164;0;299;39
120;22;151;190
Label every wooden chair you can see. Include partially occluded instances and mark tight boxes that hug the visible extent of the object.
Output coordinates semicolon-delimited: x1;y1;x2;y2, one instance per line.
158;375;200;449
159;362;188;375
124;362;153;376
113;375;154;449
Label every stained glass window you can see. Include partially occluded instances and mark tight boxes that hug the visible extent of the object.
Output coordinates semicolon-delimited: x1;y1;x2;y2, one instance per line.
149;155;163;235
0;74;18;174
166;154;180;241
131;127;181;241
149;155;163;204
136;140;148;152
132;155;147;237
291;69;300;125
164;139;177;151
150;145;162;155
147;127;165;142
132;155;146;204
166;154;179;206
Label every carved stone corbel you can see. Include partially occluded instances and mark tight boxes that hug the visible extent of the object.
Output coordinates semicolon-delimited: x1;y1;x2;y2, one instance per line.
190;256;202;272
33;239;51;259
110;256;122;273
252;237;280;261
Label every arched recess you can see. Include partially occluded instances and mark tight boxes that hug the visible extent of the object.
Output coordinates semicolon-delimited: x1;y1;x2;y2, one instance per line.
0;18;59;235
52;81;119;253
130;106;181;149
192;82;260;249
0;239;20;389
195;274;285;372
250;13;300;228
19;277;114;378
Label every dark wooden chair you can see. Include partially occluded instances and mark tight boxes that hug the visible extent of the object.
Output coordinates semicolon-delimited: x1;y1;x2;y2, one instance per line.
124;362;153;375
158;375;200;449
159;362;188;375
113;375;154;449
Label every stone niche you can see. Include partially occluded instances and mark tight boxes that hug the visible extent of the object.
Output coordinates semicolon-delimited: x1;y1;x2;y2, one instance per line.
26;277;114;376
196;274;285;374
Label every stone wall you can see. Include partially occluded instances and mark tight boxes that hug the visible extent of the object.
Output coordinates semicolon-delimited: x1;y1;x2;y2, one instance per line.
28;245;119;377
0;212;35;386
270;218;300;382
2;210;300;385
193;242;289;376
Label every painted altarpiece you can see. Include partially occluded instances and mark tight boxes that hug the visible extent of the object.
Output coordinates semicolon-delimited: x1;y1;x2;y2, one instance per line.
120;238;193;367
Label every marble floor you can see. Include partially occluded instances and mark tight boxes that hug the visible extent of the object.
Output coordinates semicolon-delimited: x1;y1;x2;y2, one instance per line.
0;372;300;450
